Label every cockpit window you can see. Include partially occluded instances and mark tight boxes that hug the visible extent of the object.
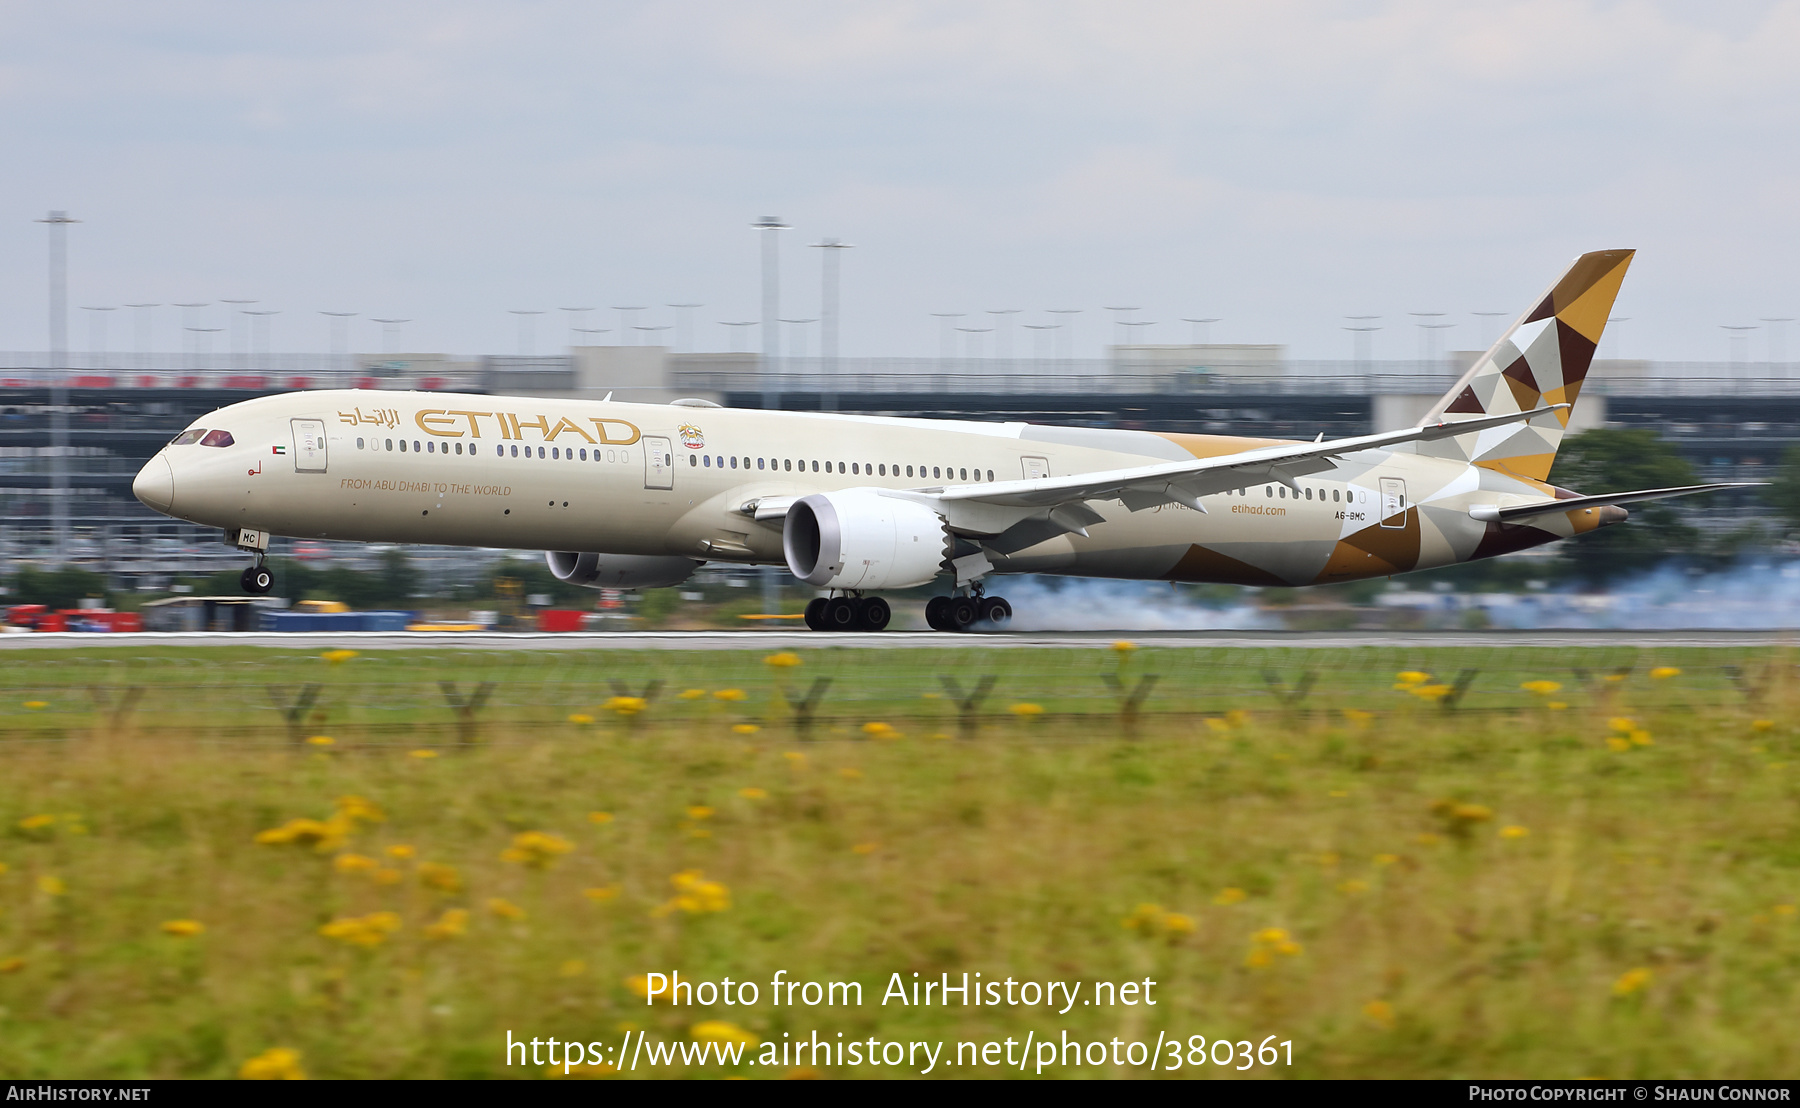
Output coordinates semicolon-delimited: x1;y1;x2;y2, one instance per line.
199;429;235;448
170;429;206;446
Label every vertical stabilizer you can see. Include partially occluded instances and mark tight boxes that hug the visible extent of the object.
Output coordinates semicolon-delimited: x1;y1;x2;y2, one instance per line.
1414;249;1633;484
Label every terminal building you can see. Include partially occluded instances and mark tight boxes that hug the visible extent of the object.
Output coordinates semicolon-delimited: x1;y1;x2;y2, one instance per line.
0;345;1788;589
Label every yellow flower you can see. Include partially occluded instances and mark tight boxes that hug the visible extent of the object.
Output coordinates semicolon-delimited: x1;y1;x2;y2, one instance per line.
1603;673;1627;682
738;787;768;800
305;735;335;747
567;713;595;725
409;749;438;759
604;696;647;716
763;652;802;668
17;813;55;833
583;885;621;902
1204;717;1231;733
501;830;575;869
37;875;65;896
692;1020;759;1047
1344;708;1374;724
1547;701;1568;711
678;688;706;700
1606;736;1632;752
782;751;807;766
1329;789;1349;798
1245;926;1304;966
424;908;469;940
731;723;760;735
625;974;652;1000
385;844;416;860
1613;967;1652;996
373;867;402;885
1337;879;1369;895
161;919;205;937
686;806;715;821
0;957;23;973
335;795;385;825
318;911;401;948
861;721;897;737
1609;716;1637;733
239;1046;307;1080
1773;904;1797;917
1373;853;1399;866
321;648;359;665
712;689;747;702
1753;719;1776;732
487;897;526;921
1409;684;1452;701
1629;729;1654;746
1007;702;1044;717
1363;999;1396;1030
333;853;379;874
1213;887;1247;905
418;862;462;893
22;701;48;711
1162;912;1196;935
1650;666;1681;680
1121;903;1165;932
1394;670;1430;686
588;811;614;824
559;959;588;978
1521;680;1563;695
1499;825;1530;840
1112;640;1138;653
655;869;730;915
851;842;878;855
838;767;863;780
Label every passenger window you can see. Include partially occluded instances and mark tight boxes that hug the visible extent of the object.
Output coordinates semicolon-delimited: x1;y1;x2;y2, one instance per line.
932;467;940;479
537;446;545;459
1304;487;1312;500
1278;487;1285;498
906;466;914;477
784;459;791;471
1265;486;1272;497
703;455;710;467
386;439;394;451
1332;488;1340;502
758;458;765;470
731;456;738;469
960;468;968;481
510;445;517;457
171;429;206;446
356;436;365;450
811;461;819;472
690;454;698;466
878;464;886;476
552;447;559;460
987;470;994;482
457;442;464;455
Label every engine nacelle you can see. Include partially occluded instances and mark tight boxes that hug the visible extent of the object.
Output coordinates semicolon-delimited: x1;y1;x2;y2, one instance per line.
545;551;701;590
782;490;949;590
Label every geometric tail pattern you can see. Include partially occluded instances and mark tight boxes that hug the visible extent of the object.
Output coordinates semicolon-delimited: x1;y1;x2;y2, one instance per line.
1413;249;1634;484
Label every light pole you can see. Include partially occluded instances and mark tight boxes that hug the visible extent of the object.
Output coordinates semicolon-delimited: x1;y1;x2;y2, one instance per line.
811;239;852;412
667;303;703;353
779;319;818;360
1408;312;1448;364
320;311;357;378
573;327;610;350
955;326;992;368
559;307;595;349
244;310;280;373
720;321;758;353
80;306;117;370
929;313;964;362
220;299;257;367
1046;309;1081;364
1605;316;1629;362
1721;325;1758;365
36;209;79;565
371;319;409;358
610;306;647;346
634;324;672;347
1181;317;1220;346
1471;311;1508;350
125;304;159;371
752;215;789;410
1024;323;1058;368
986;309;1022;362
1103;306;1140;351
508;310;544;356
173;303;209;367
186;327;223;372
1343;319;1381;370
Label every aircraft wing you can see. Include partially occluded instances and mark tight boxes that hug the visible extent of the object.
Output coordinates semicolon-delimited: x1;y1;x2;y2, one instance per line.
936;404;1569;515
1468;482;1764;523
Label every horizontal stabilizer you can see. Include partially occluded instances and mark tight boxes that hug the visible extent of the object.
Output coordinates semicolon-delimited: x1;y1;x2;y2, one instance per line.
1468;482;1764;523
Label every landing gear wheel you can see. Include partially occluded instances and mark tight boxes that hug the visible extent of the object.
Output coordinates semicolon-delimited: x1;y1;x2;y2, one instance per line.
241;566;273;595
925;595;951;631
804;597;828;631
823;596;861;631
945;596;979;631
857;596;892;631
978;596;1012;628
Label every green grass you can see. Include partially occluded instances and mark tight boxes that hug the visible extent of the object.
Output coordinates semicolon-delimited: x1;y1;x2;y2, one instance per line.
1;643;1798;1079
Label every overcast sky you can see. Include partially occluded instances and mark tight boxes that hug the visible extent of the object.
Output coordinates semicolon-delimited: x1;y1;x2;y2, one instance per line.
3;1;1798;362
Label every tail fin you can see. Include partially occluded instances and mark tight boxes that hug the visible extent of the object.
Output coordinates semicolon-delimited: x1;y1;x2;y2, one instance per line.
1415;249;1633;484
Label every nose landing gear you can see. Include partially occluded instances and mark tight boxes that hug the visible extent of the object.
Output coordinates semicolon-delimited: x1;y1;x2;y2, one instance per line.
802;593;893;632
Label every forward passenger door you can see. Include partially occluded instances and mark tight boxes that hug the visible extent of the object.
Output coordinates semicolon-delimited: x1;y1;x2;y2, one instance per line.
644;436;674;490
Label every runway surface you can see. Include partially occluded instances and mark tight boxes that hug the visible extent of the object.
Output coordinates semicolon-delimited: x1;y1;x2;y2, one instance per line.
4;629;1798;650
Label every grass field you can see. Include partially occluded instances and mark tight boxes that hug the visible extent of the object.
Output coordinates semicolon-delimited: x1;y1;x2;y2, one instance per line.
1;642;1798;1079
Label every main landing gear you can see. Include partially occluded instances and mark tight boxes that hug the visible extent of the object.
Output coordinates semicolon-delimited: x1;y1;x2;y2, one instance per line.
803;594;892;632
924;591;1012;633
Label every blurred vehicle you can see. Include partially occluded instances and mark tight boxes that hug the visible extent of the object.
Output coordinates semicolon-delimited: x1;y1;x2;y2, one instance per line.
293;542;331;563
295;599;349;613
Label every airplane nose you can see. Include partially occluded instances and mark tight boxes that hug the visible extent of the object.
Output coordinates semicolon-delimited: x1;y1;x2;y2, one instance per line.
133;455;174;513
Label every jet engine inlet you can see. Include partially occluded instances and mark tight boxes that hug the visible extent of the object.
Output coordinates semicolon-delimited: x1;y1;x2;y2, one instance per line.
782;491;950;590
545;551;702;589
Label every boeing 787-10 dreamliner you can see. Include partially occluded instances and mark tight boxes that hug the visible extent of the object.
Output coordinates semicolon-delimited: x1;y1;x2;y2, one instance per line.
131;249;1750;631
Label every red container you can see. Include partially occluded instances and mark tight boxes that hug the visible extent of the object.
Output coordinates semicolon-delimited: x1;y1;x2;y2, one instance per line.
71;375;115;388
286;376;313;390
536;609;586;633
